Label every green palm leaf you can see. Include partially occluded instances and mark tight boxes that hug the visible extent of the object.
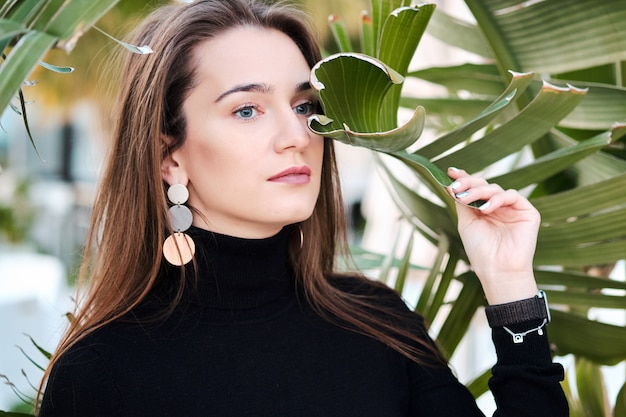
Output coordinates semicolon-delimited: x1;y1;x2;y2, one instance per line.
434;82;588;172
309;52;426;152
550;310;626;365
321;1;626;403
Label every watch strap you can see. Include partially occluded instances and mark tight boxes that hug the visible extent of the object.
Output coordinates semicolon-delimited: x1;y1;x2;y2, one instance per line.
485;290;551;328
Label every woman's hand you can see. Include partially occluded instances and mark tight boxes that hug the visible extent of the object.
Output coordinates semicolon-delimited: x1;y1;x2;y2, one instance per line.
447;167;540;305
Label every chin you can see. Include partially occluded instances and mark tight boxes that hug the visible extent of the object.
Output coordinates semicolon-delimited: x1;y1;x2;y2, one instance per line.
276;206;315;226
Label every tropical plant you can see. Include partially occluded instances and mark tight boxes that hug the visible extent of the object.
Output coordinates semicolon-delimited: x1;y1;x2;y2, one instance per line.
315;0;626;415
0;0;155;169
0;335;50;416
0;1;153;414
0;0;113;162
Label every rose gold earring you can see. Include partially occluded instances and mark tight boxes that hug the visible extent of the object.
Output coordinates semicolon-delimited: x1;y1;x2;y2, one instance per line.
163;183;195;266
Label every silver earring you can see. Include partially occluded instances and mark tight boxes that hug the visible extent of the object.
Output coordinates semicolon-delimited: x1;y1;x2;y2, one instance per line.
163;183;195;266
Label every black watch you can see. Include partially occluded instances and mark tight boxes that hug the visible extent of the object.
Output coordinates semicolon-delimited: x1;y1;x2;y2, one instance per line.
485;290;551;328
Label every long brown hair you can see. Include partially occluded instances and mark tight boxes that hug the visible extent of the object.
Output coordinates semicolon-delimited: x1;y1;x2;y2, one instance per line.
42;0;445;400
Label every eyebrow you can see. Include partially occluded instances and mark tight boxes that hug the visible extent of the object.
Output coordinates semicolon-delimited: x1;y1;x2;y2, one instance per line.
214;81;312;103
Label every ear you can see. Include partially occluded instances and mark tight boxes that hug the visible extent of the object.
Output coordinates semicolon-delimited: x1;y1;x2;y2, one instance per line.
161;141;188;187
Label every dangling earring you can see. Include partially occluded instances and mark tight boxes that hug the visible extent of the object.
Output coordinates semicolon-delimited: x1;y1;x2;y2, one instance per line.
163;183;195;266
298;226;304;249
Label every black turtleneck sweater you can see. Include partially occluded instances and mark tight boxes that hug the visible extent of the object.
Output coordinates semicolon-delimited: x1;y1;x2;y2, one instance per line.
40;227;567;416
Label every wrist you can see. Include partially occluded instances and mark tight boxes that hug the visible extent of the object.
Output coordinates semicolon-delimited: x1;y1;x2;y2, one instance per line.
479;271;538;305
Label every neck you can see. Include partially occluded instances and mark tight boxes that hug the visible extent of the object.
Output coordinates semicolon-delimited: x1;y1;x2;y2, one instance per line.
190;220;286;240
161;225;295;309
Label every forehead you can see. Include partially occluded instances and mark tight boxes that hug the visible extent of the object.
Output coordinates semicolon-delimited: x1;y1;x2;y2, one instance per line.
190;26;310;90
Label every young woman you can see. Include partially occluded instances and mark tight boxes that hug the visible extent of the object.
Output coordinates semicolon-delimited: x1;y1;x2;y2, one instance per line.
38;0;568;415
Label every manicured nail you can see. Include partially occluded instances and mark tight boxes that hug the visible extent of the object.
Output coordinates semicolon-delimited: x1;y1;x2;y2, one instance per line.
448;167;459;172
478;201;491;211
455;191;469;198
450;181;461;190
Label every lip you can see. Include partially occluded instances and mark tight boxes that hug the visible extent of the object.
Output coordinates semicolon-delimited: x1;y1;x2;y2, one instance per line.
268;165;312;184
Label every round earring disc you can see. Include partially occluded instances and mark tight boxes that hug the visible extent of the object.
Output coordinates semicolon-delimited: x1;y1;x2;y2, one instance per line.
167;183;189;205
163;233;195;266
169;205;193;232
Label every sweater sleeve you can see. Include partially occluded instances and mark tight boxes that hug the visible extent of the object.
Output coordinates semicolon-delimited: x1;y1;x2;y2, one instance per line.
407;360;486;417
489;319;568;417
406;317;568;417
39;343;124;417
405;318;567;417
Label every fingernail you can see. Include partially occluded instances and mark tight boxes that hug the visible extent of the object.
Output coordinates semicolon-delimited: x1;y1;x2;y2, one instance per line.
455;191;469;198
448;167;459;172
478;201;491;211
450;181;461;190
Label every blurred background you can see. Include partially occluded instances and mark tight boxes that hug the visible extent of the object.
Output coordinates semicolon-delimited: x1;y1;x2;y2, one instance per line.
1;0;624;414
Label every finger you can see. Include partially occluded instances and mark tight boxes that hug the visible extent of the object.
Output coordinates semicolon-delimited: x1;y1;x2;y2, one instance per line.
452;183;504;207
447;167;478;187
474;189;538;216
447;167;467;179
447;171;489;194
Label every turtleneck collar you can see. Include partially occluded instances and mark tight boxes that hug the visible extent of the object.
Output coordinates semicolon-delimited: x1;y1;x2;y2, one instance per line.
162;225;295;310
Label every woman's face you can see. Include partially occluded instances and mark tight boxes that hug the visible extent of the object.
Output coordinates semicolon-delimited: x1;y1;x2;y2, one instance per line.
163;27;324;238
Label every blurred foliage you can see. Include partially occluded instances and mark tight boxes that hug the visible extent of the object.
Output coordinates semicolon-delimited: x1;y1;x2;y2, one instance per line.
0;177;32;244
24;0;170;112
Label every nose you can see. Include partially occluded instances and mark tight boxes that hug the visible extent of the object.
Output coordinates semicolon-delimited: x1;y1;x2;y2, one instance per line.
273;106;313;153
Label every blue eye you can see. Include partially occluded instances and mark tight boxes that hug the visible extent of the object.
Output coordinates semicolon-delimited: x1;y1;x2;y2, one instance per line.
294;102;314;116
234;105;258;120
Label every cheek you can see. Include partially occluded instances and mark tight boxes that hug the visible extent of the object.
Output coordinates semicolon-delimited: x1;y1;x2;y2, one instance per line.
312;139;325;189
178;140;222;188
312;137;325;163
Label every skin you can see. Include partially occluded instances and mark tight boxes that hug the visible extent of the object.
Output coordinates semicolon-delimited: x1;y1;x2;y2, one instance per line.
161;27;539;305
161;27;324;239
448;167;540;305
